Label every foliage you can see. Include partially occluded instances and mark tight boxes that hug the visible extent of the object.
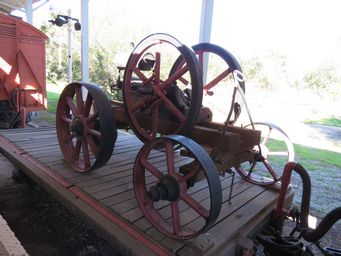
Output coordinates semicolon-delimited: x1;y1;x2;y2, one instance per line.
240;52;288;90
41;13;119;93
88;45;116;94
302;63;341;98
41;11;341;101
304;116;341;128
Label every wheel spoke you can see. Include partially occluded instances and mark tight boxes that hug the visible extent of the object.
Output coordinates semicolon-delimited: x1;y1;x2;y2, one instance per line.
75;86;84;115
74;139;81;160
81;138;91;169
161;65;189;91
181;192;209;218
84;93;93;117
261;127;272;146
66;133;75;142
154;52;161;85
204;68;231;92
66;96;78;116
132;96;149;113
140;158;164;179
171;201;180;235
88;128;101;138
142;193;153;205
161;95;185;123
61;116;72;124
133;66;148;82
85;134;99;156
247;162;257;177
267;151;289;156
87;113;98;124
165;141;175;175
263;160;278;179
181;168;199;183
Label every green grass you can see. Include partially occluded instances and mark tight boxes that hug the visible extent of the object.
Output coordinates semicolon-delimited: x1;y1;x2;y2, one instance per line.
267;138;341;168
36;111;56;124
294;144;341;168
47;91;60;113
304;116;341;128
31;91;60;125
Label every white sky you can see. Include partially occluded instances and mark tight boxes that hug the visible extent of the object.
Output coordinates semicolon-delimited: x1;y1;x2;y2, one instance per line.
13;0;341;74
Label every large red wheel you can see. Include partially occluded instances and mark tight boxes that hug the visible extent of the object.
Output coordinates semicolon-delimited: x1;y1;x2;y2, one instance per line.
123;33;203;143
133;135;222;239
234;122;295;185
56;82;117;172
170;43;245;125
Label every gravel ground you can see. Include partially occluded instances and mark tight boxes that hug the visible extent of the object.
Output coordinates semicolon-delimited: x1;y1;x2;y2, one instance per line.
0;157;120;256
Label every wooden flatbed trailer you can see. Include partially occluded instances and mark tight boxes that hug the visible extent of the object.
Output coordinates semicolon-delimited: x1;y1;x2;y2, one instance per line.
0;127;294;256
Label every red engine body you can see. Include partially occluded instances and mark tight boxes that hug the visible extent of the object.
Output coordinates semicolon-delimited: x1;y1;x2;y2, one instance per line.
0;13;48;128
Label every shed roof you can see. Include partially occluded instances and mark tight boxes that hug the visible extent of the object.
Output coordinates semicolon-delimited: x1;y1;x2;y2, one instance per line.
0;0;40;14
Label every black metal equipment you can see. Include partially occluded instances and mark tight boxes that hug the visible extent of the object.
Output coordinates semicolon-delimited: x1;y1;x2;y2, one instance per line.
254;162;341;256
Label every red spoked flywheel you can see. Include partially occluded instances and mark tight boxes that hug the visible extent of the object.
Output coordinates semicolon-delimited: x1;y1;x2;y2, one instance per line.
133;135;222;239
234;122;295;185
123;33;203;143
170;42;245;125
56;82;117;172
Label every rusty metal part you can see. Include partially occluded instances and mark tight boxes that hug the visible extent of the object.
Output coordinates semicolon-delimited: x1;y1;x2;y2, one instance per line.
122;33;203;143
113;103;260;155
133;135;222;239
169;42;245;125
275;162;341;243
191;43;245;94
56;82;117;172
234;122;294;185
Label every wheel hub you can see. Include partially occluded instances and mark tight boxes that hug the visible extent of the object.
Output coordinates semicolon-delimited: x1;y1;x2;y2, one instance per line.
148;174;180;202
69;118;84;139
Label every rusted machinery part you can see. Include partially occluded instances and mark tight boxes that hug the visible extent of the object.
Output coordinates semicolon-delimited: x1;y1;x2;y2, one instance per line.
192;43;245;94
169;42;245;125
133;135;222;239
123;33;203;143
234;122;295;185
56;82;117;172
273;162;341;247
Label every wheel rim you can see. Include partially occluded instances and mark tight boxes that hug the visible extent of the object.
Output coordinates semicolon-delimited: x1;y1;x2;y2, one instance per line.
123;33;203;143
56;82;117;172
133;135;222;239
234;122;295;185
170;43;245;124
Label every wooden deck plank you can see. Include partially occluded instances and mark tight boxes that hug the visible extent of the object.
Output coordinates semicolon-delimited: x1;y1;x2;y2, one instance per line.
176;189;280;256
134;183;264;250
0;131;163;256
0;127;293;256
